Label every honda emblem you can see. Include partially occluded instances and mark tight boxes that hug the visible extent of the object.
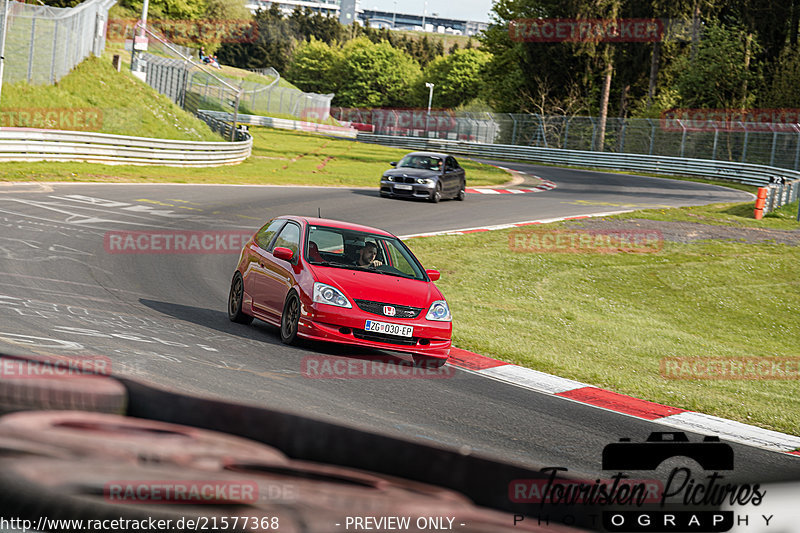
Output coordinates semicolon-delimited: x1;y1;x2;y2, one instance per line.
383;305;396;316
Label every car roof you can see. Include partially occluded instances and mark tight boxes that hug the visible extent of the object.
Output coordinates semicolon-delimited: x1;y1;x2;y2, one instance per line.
280;216;396;237
403;151;450;159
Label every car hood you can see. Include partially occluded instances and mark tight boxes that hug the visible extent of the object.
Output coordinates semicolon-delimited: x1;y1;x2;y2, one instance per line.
311;266;443;307
383;168;440;179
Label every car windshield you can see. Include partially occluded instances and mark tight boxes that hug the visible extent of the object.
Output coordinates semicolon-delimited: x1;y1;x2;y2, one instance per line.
305;225;426;280
397;155;442;171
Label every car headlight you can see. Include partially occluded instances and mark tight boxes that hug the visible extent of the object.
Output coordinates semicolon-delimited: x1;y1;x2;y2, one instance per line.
426;300;451;321
313;282;352;308
385;175;394;182
417;178;434;185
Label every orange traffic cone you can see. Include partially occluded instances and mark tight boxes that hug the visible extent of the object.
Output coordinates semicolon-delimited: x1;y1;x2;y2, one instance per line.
754;187;767;220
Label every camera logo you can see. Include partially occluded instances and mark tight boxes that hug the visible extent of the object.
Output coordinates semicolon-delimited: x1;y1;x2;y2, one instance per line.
602;432;734;471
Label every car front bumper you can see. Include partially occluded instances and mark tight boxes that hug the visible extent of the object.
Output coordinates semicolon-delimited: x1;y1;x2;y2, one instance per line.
297;303;452;359
380;179;436;200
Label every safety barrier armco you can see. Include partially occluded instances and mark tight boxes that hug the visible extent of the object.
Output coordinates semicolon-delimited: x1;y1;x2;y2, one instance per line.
0;128;252;166
357;133;800;215
200;110;357;139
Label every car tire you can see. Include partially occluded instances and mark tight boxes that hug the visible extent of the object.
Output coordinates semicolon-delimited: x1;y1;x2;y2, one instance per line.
412;355;447;369
0;356;127;416
430;183;442;203
280;291;301;345
228;272;253;325
456;181;465;201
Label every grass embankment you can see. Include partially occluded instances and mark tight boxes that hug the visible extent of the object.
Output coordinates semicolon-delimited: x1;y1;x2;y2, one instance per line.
408;202;800;436
0;56;219;141
0;127;510;187
610;199;800;229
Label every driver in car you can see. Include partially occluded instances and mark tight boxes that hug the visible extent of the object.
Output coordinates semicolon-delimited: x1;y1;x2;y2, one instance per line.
355;242;383;268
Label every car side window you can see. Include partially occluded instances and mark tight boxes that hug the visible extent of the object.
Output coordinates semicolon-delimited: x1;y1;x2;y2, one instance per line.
255;220;285;250
451;157;460;169
445;157;456;171
272;222;301;259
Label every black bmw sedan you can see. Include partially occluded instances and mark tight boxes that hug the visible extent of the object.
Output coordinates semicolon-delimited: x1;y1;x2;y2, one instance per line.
380;152;466;203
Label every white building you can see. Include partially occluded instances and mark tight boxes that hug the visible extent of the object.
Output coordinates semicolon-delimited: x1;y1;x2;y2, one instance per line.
244;0;487;35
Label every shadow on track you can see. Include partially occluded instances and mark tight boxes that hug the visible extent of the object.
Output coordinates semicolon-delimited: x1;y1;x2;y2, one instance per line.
138;298;414;367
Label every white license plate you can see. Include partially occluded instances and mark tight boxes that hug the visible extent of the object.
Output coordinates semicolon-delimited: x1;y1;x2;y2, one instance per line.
394;184;413;190
364;320;413;337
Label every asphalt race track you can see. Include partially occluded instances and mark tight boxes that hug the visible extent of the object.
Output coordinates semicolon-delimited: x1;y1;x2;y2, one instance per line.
1;161;797;489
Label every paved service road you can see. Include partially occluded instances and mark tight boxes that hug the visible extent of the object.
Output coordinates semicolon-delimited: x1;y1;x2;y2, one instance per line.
0;167;795;489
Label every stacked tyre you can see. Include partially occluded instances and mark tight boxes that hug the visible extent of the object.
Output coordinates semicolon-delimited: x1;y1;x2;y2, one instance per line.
0;410;564;532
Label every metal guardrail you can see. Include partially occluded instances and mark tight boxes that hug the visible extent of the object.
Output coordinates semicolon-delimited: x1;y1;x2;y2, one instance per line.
0;127;252;166
357;133;800;215
337;108;800;172
201;110;357;139
766;178;800;215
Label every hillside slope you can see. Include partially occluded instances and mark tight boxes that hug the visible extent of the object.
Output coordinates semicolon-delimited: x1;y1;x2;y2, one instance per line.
0;55;219;141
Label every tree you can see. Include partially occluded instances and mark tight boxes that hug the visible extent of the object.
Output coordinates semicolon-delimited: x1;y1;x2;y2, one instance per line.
285;38;343;94
763;45;800;107
413;49;492;109
118;0;205;20
203;0;250;20
673;22;762;109
42;0;83;7
217;5;295;71
333;38;421;107
480;0;594;114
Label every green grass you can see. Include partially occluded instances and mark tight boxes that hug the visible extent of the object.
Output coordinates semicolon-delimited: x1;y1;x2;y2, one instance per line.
766;200;800;223
608;201;800;231
408;205;800;436
1;56;219;141
188;68;300;91
0;127;510;187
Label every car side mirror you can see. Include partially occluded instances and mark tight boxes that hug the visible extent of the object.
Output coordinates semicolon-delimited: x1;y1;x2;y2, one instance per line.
426;269;440;281
273;247;294;261
390;161;397;167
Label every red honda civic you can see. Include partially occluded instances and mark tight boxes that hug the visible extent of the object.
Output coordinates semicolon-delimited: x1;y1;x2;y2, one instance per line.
228;216;452;367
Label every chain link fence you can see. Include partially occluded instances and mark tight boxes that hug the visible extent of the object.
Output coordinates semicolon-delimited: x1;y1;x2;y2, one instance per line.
0;0;115;85
333;109;800;172
185;72;333;120
136;28;333;122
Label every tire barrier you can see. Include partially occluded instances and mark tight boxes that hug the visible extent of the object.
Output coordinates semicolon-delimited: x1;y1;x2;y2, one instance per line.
0;353;127;415
0;456;311;533
0;410;288;469
121;377;600;529
0;411;568;532
222;459;473;514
